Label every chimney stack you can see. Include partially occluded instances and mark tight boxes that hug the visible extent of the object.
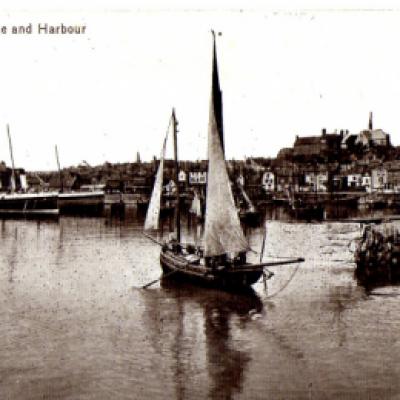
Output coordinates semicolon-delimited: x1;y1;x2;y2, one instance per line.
369;111;373;130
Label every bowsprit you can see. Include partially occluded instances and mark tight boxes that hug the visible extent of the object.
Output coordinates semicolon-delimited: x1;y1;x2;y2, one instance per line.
37;23;87;34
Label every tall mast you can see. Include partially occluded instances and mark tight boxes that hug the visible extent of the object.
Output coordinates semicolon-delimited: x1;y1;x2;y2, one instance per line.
7;124;16;193
172;108;181;243
55;145;64;193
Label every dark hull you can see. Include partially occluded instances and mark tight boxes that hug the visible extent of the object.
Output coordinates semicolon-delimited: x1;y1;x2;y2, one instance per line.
160;250;264;290
160;206;175;217
355;261;400;288
0;194;59;218
355;251;400;287
290;205;325;221
58;192;104;215
354;225;400;288
239;210;262;226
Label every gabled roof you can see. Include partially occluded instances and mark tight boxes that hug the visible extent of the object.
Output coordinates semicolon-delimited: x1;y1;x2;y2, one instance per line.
294;136;322;146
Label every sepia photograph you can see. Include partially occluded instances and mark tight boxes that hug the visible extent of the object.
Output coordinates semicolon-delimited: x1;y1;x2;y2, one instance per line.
0;1;399;399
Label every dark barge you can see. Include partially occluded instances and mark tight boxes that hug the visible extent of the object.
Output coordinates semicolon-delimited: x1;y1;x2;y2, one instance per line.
355;224;400;286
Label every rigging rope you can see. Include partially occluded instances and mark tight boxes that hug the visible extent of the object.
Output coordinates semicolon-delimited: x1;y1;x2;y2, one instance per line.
262;261;301;299
258;222;301;298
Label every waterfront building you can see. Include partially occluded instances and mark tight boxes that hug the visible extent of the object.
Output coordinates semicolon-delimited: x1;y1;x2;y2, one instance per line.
189;171;207;185
371;168;388;191
303;171;328;192
178;170;187;183
275;165;301;192
361;175;372;192
262;171;275;192
346;173;363;189
384;160;400;192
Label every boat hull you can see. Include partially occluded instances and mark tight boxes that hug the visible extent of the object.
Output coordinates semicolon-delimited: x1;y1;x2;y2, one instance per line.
239;210;262;226
160;250;264;290
290;204;325;221
0;193;59;218
58;192;104;215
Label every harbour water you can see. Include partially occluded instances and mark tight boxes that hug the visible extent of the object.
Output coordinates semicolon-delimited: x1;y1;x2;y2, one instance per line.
0;211;399;399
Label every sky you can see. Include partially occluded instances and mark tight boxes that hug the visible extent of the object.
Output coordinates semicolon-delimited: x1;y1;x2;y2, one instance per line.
1;2;400;170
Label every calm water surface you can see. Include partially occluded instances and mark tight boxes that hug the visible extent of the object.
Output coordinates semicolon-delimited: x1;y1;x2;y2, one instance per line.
0;212;399;399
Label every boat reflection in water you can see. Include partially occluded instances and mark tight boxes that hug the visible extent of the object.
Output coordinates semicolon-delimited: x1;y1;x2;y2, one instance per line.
141;280;263;400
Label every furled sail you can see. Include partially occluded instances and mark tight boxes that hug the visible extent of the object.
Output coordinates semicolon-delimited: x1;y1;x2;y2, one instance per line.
203;33;249;257
144;126;169;231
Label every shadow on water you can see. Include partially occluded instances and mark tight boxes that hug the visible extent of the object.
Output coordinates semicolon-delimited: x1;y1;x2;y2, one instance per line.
139;280;263;400
356;278;400;297
1;213;400;399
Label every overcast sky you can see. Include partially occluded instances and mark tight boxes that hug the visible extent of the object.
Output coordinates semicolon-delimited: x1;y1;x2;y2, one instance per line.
0;2;400;170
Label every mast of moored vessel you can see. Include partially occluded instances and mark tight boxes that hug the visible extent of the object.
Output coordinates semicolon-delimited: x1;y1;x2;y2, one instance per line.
172;108;181;243
6;124;16;193
55;145;64;193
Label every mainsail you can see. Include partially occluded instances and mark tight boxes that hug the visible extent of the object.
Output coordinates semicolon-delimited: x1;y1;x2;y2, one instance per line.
211;31;224;155
203;34;249;257
144;123;170;231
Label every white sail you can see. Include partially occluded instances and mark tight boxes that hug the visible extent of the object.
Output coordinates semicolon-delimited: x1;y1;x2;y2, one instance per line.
203;35;249;257
239;184;256;213
144;129;169;231
10;175;16;192
190;191;202;217
20;174;28;192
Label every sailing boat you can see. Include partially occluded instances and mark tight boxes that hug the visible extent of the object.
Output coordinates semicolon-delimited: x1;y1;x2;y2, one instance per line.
285;186;325;221
144;33;304;289
0;125;59;218
237;180;261;225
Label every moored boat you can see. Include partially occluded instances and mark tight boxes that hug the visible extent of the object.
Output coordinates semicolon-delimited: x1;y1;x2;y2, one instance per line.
58;190;104;215
290;202;325;221
237;182;262;225
0;191;59;218
144;32;304;290
355;223;400;286
0;125;59;218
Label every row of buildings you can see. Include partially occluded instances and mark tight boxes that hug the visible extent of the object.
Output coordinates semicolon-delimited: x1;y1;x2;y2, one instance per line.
261;163;391;193
262;112;398;194
1;112;399;197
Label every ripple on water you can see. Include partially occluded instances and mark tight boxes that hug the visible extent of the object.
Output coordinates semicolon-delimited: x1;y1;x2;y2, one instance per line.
0;216;399;399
